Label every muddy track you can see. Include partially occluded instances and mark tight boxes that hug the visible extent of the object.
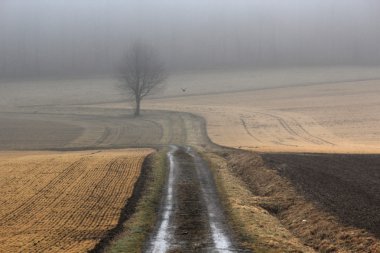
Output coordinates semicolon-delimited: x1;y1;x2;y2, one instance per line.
146;145;240;252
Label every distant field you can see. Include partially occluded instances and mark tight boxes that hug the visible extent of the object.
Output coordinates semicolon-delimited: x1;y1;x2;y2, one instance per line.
0;114;83;150
1;67;380;153
0;67;379;251
0;149;152;252
143;79;380;153
0;110;211;151
2;67;380;109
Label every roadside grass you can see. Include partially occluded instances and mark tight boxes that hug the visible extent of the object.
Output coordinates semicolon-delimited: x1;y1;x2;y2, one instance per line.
105;149;167;253
203;151;315;253
202;152;257;251
210;150;380;253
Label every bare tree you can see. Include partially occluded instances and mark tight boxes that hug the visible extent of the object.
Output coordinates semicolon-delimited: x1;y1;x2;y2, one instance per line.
119;42;167;117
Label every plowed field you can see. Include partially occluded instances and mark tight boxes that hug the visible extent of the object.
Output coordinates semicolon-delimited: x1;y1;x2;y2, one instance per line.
0;149;152;253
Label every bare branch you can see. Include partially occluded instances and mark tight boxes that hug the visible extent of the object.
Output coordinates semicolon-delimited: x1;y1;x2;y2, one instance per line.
119;42;167;116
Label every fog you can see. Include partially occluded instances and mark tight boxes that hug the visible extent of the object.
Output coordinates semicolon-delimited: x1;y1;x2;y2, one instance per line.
1;0;380;79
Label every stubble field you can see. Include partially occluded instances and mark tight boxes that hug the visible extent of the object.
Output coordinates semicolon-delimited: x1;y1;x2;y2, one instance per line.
143;79;380;153
2;67;380;153
1;67;380;252
0;149;152;252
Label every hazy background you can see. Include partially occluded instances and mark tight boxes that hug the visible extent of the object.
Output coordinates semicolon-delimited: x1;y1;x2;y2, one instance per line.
1;0;380;80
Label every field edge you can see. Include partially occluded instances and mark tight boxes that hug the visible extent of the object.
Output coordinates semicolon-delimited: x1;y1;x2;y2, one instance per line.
89;151;158;253
104;149;167;253
204;151;315;252
216;150;380;252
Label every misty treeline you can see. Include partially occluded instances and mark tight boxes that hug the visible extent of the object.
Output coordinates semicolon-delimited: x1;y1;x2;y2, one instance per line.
1;0;380;80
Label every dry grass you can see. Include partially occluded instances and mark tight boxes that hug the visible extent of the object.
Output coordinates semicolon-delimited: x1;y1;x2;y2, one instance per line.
220;151;380;252
206;152;315;253
105;150;167;253
0;149;153;253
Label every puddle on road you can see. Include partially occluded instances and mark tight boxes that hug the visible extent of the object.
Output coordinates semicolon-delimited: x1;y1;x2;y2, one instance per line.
146;145;239;253
147;146;177;253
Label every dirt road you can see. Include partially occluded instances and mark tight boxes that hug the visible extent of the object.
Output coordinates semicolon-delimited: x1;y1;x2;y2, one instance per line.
146;146;239;252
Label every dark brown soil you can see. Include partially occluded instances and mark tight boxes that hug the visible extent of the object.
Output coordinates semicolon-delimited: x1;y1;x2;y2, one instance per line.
262;153;380;238
222;150;380;252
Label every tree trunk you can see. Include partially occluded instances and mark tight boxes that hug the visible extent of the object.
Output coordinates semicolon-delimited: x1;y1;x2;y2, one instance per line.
134;97;141;117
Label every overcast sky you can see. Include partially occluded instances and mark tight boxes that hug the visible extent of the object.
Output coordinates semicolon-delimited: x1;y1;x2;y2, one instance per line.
1;0;380;79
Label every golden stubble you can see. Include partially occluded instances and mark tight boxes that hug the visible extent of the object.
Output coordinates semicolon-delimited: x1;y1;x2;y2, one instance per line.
0;149;153;253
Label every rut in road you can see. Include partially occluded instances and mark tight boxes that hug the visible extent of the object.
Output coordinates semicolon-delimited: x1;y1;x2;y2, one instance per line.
146;145;240;252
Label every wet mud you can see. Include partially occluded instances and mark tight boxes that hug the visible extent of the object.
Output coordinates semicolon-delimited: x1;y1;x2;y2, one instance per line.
146;146;239;252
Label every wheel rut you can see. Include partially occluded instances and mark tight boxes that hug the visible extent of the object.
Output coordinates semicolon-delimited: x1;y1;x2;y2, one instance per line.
146;145;241;253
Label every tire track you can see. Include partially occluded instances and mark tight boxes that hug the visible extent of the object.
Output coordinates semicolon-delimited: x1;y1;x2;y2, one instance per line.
252;111;335;146
146;146;239;252
288;116;336;145
240;118;262;143
94;127;111;145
